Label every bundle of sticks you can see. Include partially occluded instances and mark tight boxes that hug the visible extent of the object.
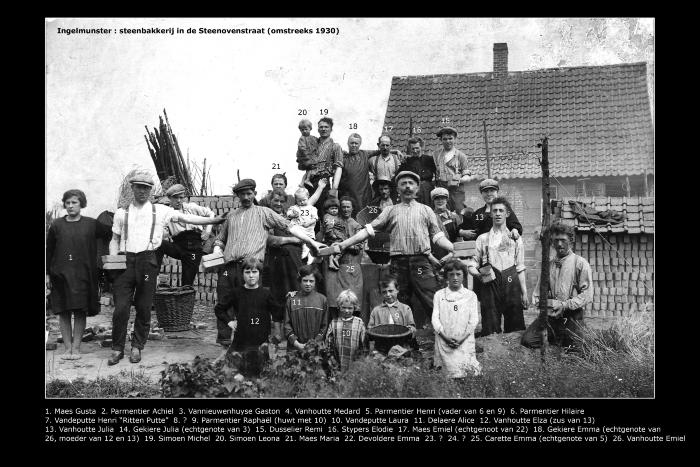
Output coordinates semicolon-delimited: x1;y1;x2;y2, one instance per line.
144;109;197;196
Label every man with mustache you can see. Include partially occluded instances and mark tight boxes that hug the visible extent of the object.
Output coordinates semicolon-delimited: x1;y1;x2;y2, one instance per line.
521;222;593;351
212;178;326;346
333;170;454;329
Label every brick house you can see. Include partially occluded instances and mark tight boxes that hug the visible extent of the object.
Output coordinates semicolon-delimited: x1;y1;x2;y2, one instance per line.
553;196;654;317
381;43;654;292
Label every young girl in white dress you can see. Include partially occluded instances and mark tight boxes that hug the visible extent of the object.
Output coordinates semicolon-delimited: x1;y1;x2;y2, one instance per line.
432;259;482;377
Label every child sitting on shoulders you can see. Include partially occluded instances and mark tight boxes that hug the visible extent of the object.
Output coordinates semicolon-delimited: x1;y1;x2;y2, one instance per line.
287;180;327;264
326;290;367;372
322;197;344;270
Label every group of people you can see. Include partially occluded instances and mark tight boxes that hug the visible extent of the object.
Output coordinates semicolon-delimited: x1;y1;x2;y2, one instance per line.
46;117;593;379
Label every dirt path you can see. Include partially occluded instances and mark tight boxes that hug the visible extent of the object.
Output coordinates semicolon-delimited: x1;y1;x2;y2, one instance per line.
45;303;223;383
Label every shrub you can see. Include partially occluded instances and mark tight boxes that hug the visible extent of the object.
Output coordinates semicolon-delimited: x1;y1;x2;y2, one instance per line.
46;371;159;398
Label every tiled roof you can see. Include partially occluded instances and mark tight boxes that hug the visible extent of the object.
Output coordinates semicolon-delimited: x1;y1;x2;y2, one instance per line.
556;196;654;234
384;62;654;179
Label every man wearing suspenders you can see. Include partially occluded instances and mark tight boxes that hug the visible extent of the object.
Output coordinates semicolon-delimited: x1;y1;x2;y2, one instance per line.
107;170;224;365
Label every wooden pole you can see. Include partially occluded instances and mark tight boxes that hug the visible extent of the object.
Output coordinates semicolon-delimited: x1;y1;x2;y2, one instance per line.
538;135;551;361
643;169;649;197
483;120;492;178
625;176;631;197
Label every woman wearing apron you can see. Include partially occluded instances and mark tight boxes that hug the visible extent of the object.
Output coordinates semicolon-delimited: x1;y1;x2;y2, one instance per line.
432;259;481;378
322;197;364;320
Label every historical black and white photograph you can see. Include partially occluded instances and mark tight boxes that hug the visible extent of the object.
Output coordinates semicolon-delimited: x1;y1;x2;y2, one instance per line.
45;17;655;400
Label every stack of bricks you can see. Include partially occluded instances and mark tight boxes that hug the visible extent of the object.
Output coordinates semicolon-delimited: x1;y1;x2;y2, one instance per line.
158;195;238;305
574;232;654;318
554;196;655;318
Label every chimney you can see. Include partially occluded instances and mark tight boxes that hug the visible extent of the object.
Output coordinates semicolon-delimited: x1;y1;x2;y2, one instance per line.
493;43;508;80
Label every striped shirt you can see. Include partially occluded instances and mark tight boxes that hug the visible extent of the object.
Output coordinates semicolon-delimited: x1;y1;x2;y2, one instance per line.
166;202;215;237
365;200;445;256
284;290;328;345
326;317;366;372
433;148;470;182
368;301;416;334
307;137;344;181
214;205;290;263
469;225;525;273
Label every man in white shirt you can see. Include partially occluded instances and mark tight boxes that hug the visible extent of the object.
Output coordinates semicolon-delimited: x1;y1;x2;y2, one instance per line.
156;184;216;286
467;197;529;337
107;170;224;365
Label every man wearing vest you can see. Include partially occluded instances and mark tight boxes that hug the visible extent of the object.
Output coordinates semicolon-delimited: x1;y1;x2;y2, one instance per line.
521;222;593;350
107;170;224;365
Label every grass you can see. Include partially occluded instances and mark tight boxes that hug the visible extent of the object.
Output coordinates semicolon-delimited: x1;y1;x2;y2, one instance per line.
48;313;655;398
46;369;160;398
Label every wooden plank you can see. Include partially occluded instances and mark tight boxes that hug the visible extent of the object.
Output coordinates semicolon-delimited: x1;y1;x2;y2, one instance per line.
101;255;126;263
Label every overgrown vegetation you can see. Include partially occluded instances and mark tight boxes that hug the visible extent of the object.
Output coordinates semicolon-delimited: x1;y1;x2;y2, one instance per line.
47;314;655;398
46;370;159;398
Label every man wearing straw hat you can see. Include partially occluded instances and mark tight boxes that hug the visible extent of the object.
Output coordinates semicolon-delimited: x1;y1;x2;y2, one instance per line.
107;170;225;365
433;126;473;212
466;196;528;337
212;178;327;346
156;183;216;286
333;170;454;329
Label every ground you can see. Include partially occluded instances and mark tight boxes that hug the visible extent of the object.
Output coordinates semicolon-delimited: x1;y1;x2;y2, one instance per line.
45;299;616;393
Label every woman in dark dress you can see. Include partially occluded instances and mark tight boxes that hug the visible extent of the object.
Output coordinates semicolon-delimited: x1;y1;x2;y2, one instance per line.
46;190;111;359
264;188;304;343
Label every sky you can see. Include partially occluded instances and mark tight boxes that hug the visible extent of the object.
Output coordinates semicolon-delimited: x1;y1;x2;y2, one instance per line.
45;17;654;217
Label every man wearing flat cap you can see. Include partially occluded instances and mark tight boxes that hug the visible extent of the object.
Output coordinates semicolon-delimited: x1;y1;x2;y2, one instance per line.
434;126;473;212
155;184;216;286
334;170;454;328
108;170;225;365
459;178;522;241
212;178;327;346
429;187;460;271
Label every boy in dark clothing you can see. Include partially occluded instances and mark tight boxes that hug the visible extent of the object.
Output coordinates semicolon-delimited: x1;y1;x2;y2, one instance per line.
459;178;523;240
